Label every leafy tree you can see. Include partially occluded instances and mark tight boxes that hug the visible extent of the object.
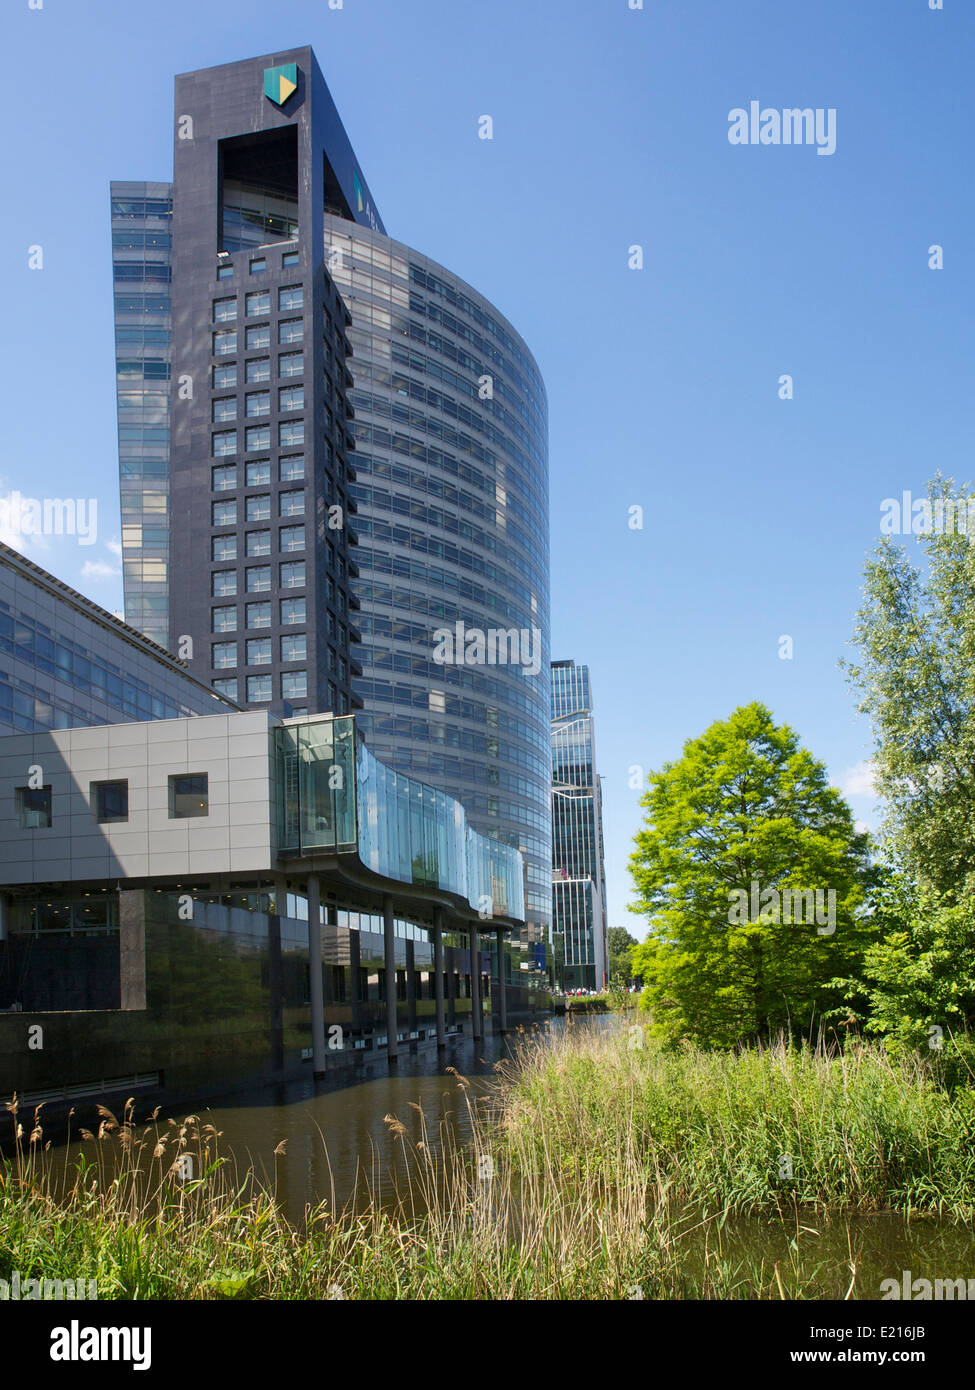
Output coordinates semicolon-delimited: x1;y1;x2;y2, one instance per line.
628;703;874;1047
607;926;639;987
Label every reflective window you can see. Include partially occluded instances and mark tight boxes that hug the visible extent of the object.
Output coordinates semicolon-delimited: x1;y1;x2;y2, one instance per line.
280;561;305;589
212;677;238;701
246;494;271;522
246;566;271;592
279;455;304;482
279;420;304;448
212;465;236;492
280;525;304;553
279;386;304;412
279;490;304;517
169;773;208;819
246;392;270;418
246;290;270;316
213;364;237;389
17;785;52;829
211;606;236;633
246;602;271;629
282;249;299;268
212;499;236;526
282;670;307;700
246;325;271;351
213;329;237;356
212;535;237;561
250;257;267;275
212;430;237;457
212;641;237;669
92;779;128;824
282;634;307;663
213;297;237;323
246;357;271;383
246;459;271;486
246;638;272;666
279;286;304;311
212;570;237;597
279;351;303;378
245;425;270;451
278;318;303;345
247;675;272;703
212;398;236;424
246;530;271;556
281;597;306;625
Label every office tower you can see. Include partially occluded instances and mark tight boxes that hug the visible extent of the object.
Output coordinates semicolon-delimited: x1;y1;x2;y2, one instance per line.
551;660;607;990
112;47;550;947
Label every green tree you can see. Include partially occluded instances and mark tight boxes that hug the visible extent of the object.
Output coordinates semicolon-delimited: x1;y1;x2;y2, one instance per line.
607;926;639;987
628;703;874;1047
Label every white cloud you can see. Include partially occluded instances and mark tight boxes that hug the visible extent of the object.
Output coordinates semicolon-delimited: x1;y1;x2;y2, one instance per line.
80;559;120;581
106;537;123;561
841;761;876;798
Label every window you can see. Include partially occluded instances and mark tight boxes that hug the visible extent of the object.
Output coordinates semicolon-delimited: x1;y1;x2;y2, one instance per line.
247;675;272;703
212;535;237;561
246;325;270;351
281;634;307;663
246;459;271;486
280;561;305;589
217;263;234;281
212;430;237;457
279;525;305;552
211;398;236;424
212;641;237;669
91;780;128;824
169;774;208;819
17;785;52;829
246;638;272;666
246;391;270;418
245;425;270;451
211;606;236;633
213;297;237;323
212;570;237;597
279;420;304;448
211;499;237;526
245;357;270;384
213;330;237;356
279;351;303;378
250;257;267;274
246;290;270;317
246;566;271;592
279;286;304;311
282;670;307;701
279;386;304;412
246;530;271;557
279;455;304;482
246;601;271;629
278;318;303;345
212;677;237;701
281;597;306;625
246;494;270;522
279;490;304;517
212;464;236;492
282;249;299;268
213;363;237;389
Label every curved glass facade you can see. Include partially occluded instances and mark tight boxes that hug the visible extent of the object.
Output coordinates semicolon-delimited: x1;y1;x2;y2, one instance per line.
324;217;551;945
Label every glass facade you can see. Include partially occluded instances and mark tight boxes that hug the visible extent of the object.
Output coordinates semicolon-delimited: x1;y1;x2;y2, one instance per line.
276;715;524;921
111;182;174;649
324;216;550;947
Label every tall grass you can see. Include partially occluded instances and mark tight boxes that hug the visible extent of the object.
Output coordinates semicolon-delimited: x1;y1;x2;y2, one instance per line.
1;1028;972;1299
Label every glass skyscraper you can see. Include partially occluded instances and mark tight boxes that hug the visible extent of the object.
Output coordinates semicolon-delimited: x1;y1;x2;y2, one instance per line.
551;660;607;990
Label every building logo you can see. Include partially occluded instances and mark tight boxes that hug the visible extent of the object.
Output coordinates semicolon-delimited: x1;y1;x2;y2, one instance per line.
264;64;298;107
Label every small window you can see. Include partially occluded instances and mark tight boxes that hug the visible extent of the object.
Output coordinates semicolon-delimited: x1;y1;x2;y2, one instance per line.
212;430;237;457
246;391;270;418
212;535;237;561
281;597;306;625
245;425;270;452
213;329;237;356
279;386;304;412
245;357;270;383
169;773;208;819
246;290;270;317
212;570;237;597
279;286;304;312
212;398;237;424
279;490;304;517
211;606;236;633
246;530;271;557
212;641;237;669
217;263;234;281
280;561;305;589
282;249;299;268
247;675;272;703
213;363;237;389
246;459;271;486
212;677;238;701
213;297;237;323
279;351;303;378
246;325;271;351
280;525;305;553
246;601;271;629
281;634;307;663
92;779;128;824
279;420;304;448
246;494;271;522
246;566;271;593
282;670;307;701
246;638;272;666
212;464;236;492
212;499;237;526
278;318;303;345
279;455;304;482
250;257;267;275
17;785;52;829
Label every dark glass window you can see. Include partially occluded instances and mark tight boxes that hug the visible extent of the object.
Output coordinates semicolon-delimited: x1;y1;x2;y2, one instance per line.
17;785;52;829
169;774;209;819
92;780;128;824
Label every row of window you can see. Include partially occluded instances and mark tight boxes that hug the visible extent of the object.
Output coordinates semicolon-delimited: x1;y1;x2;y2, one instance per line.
212;597;305;630
212;562;305;595
211;527;304;560
213;456;305;490
214;355;303;388
212;421;305;455
212;636;307;666
212;491;304;525
213;286;304;322
216;248;299;281
214;319;303;354
17;774;210;829
213;387;304;421
211;672;307;704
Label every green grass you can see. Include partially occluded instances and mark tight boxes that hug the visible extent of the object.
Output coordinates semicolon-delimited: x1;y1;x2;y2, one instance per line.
1;1028;972;1299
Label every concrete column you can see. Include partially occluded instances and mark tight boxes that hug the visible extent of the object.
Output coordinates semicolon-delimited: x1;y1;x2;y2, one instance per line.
433;908;446;1047
496;927;508;1034
307;874;326;1079
469;923;482;1041
383;893;398;1062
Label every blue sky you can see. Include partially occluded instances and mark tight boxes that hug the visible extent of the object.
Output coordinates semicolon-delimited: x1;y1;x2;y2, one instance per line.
1;0;970;932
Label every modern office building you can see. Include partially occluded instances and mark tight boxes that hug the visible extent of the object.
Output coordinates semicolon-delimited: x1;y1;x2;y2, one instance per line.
551;661;607;991
111;47;552;955
0;541;235;734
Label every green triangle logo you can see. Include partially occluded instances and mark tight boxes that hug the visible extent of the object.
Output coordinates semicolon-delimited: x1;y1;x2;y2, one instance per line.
264;64;298;107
